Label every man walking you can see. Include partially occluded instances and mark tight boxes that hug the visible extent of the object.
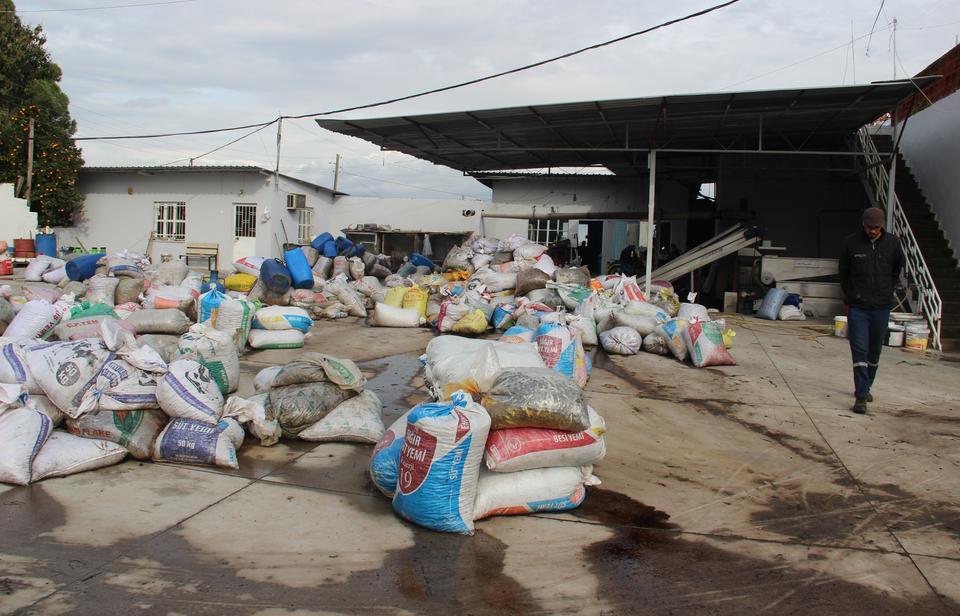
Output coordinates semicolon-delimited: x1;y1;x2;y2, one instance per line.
839;207;903;414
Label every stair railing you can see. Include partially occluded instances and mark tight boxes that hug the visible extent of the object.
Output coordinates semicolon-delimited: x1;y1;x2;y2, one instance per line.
855;126;943;350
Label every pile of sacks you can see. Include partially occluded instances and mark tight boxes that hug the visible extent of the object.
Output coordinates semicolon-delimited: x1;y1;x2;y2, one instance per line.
0;320;280;485
251;353;385;444
368;335;606;535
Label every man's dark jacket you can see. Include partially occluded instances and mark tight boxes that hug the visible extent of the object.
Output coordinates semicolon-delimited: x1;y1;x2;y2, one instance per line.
838;229;904;310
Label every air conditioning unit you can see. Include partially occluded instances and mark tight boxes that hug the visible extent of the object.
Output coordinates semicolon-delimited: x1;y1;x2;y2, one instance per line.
286;193;306;210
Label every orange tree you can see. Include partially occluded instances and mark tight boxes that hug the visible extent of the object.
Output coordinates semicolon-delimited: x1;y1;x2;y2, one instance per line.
0;0;83;227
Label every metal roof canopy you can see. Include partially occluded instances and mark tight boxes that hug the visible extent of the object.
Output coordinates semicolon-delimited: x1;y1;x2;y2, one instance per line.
316;79;935;176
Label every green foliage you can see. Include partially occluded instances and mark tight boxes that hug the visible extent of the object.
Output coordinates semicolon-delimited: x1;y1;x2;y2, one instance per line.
0;0;84;227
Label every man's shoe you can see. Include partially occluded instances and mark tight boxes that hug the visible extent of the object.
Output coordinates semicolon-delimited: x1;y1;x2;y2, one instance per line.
853;399;867;414
866;393;874;403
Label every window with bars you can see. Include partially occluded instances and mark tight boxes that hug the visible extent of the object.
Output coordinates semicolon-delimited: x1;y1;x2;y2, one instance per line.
154;201;186;241
234;203;257;238
297;209;314;244
527;218;565;245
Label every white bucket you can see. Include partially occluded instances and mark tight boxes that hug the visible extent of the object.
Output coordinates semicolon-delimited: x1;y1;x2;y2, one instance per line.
834;316;848;338
904;322;929;351
887;324;904;347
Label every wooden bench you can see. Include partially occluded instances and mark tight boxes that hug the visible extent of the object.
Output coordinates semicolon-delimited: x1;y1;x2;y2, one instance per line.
180;242;219;272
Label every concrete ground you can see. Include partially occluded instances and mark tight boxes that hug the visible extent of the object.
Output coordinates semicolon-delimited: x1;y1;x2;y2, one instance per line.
1;315;959;615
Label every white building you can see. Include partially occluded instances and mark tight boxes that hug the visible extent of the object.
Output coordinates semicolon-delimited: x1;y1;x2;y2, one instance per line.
63;166;528;269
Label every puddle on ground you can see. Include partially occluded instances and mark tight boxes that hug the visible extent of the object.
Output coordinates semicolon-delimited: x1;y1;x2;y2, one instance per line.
358;352;430;424
573;487;957;615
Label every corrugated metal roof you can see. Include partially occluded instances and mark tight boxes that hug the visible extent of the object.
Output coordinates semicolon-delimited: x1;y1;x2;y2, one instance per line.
316;80;936;176
80;165;346;195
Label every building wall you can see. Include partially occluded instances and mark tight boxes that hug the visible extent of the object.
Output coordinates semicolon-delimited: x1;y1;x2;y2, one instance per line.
59;170;335;268
898;88;960;260
0;183;38;245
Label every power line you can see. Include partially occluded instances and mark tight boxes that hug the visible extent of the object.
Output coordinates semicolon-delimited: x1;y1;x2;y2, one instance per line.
160;119;279;166
60;0;742;141
865;0;886;56
284;0;743;120
5;0;199;13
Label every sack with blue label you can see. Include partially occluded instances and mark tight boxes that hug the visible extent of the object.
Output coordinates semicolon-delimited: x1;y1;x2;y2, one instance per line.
252;305;313;333
391;392;491;534
533;321;590;387
152;417;245;469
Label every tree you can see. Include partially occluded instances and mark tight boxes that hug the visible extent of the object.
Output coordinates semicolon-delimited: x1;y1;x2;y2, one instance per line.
0;0;83;227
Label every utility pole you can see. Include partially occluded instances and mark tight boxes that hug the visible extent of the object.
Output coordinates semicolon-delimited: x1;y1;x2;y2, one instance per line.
274;117;283;193
24;118;34;203
333;153;341;192
892;18;898;79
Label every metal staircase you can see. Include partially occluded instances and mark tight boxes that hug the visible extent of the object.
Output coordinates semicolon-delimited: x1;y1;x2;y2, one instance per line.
855;127;946;350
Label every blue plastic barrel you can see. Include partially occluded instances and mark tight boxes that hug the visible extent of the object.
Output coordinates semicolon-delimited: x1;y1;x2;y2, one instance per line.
321;241;337;258
284;247;314;290
66;252;105;281
409;252;433;269
344;244;365;258
335;236;353;255
35;233;57;257
757;287;789;320
311;232;334;252
260;258;292;294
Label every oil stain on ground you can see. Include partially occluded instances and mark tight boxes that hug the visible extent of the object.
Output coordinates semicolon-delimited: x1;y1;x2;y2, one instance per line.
573;487;958;615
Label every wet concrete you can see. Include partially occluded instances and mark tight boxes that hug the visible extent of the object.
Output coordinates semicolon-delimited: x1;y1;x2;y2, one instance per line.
3;319;960;613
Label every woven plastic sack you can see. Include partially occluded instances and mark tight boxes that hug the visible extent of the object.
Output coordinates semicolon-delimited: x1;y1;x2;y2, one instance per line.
53;314;112;341
332;256;350;278
75;357;162;415
213;298;254;352
514;243;548;261
554;266;591;287
612;312;661;337
67;408;168;460
422;336;546;400
31;431;128;482
348;256;365;280
473;466;599;520
0;406;53;485
254;365;283;392
0;339;41;393
126;308;192;335
516;269;551;296
268;382;356;438
158;259;189;285
299;390;384;443
272;353;366;391
41;266;68;285
224;273;257;292
153;417;244;469
624;301;670;322
600;326;642;355
25;255;62;282
233;256;265;277
655;318;691;361
401;286;428;316
176;324;240;394
436;299;472;333
252;305;313;333
642;331;671;355
481;368;589;431
325;278;367;317
247;329;304;349
143;285;195;312
534;321;590;386
682;320;737;368
371;303;423;328
26;338;112;418
484;406;605;473
369;410;412;497
136;334;181;364
222;395;281;447
198;287;229;324
451;309;488;335
4;300;67;341
392;392;491;535
157;359;224;424
312;256;333;280
500;325;535;343
114;278;144;306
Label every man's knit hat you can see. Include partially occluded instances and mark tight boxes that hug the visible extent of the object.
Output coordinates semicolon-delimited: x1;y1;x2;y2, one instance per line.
862;207;885;227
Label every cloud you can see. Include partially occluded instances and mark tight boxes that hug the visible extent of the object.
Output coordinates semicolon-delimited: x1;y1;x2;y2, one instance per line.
17;0;960;198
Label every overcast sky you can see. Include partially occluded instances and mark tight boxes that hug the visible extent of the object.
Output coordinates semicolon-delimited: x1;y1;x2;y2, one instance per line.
16;0;960;200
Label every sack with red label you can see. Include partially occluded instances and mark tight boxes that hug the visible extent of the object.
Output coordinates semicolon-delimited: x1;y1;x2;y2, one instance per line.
473;466;600;520
391;391;491;534
369;410;411;497
682;320;736;368
484;406;606;473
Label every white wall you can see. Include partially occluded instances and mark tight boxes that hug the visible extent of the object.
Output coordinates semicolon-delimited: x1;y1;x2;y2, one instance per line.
0;183;39;245
898;89;960;260
59;169;335;269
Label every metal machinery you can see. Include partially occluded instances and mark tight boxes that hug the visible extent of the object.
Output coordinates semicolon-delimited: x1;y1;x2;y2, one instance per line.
758;255;842;317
